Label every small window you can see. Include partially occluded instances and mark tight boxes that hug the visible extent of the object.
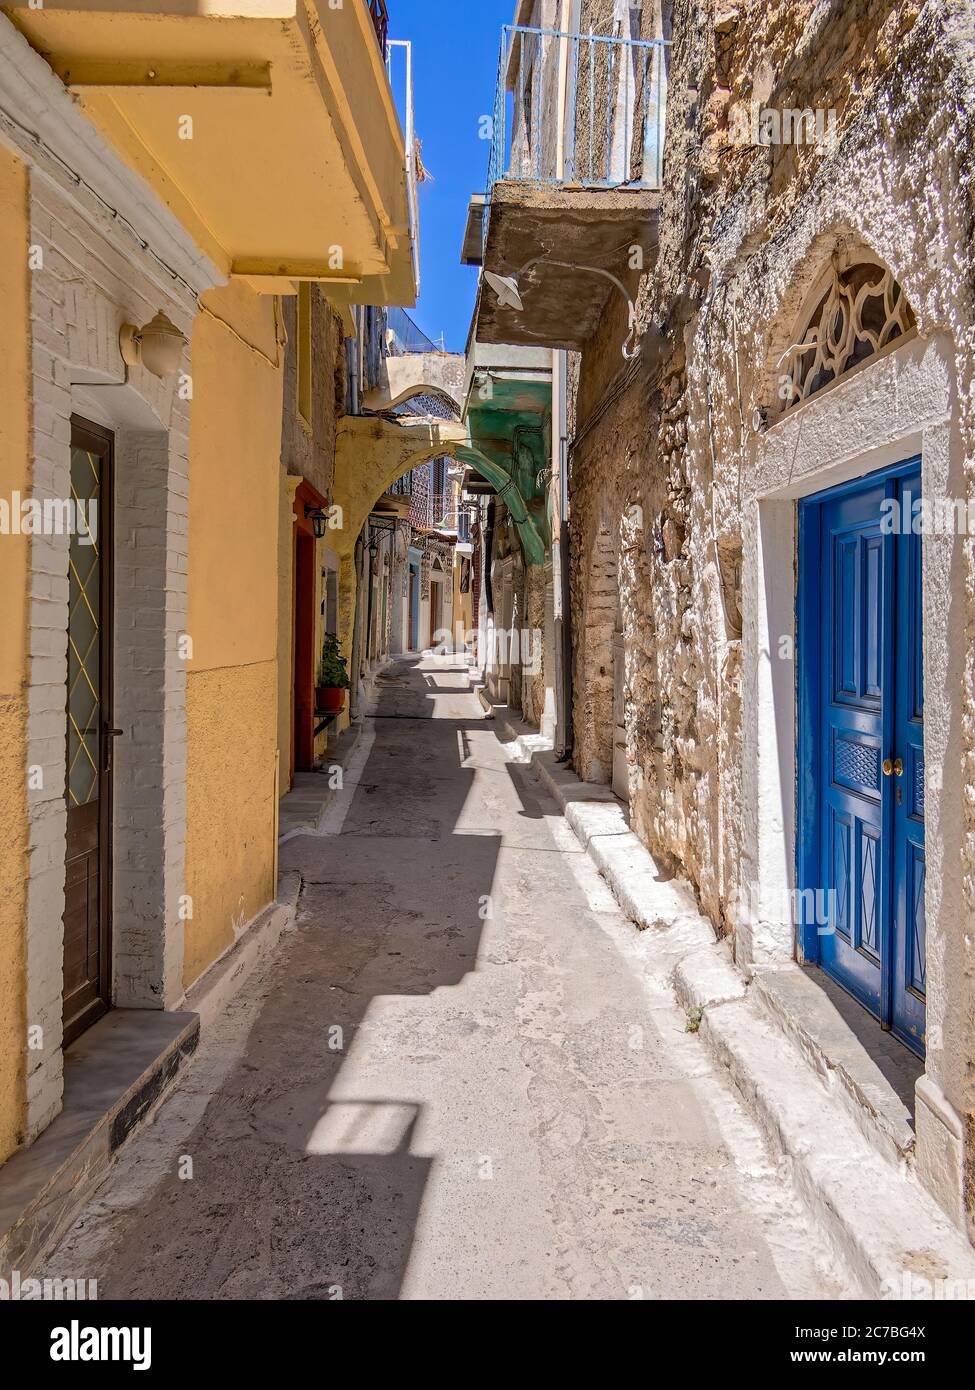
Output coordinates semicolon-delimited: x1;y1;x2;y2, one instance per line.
778;259;916;414
297;282;313;429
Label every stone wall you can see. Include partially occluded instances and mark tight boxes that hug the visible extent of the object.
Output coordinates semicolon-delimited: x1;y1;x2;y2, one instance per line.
280;287;346;502
570;0;975;935
567;0;975;1229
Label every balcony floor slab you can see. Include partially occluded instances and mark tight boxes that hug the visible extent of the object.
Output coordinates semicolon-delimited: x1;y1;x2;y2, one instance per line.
477;180;660;350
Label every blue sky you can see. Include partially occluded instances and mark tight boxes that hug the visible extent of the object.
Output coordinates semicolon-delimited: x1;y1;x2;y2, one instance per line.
388;0;513;352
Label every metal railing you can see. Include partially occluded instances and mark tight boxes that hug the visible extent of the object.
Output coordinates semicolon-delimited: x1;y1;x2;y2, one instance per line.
488;25;669;195
369;1;389;56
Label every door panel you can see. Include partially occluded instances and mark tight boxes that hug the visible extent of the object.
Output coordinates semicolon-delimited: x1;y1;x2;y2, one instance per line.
818;478;890;1018
63;417;114;1044
891;476;925;1050
803;463;925;1056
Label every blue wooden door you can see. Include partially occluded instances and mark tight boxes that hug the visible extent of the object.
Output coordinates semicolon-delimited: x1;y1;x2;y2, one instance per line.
890;474;926;1051
801;462;924;1055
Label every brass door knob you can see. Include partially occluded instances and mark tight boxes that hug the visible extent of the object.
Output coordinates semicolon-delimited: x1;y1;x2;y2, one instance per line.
882;758;893;776
893;756;904;777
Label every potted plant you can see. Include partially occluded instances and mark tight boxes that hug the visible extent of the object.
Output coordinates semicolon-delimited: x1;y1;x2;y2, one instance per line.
316;632;351;714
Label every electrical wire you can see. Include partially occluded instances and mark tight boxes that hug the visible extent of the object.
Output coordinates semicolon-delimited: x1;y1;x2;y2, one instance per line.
0;98;203;303
0;96;294;372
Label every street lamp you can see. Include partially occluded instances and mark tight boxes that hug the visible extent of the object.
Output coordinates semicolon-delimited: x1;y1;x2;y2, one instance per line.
483;271;524;312
304;504;329;539
483;257;641;360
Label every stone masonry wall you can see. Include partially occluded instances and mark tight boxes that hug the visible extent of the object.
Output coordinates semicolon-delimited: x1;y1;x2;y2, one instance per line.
569;0;975;958
280;288;346;502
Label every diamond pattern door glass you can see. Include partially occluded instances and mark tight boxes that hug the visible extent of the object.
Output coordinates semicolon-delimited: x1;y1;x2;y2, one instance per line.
67;446;101;807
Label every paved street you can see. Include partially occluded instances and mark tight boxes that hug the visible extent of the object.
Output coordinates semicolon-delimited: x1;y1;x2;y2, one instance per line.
42;656;844;1300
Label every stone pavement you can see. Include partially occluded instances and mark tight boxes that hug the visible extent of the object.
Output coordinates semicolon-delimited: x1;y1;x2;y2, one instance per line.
40;655;844;1300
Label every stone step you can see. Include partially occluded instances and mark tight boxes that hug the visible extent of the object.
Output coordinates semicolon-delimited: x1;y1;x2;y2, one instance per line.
748;963;920;1168
675;950;975;1297
0;1009;199;1284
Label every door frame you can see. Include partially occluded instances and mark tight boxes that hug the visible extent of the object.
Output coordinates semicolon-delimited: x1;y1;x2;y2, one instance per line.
293;530;316;773
63;414;115;1044
796;454;922;1043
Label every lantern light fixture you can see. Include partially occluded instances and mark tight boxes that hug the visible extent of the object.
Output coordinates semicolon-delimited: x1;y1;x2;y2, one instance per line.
304;504;329;539
119;310;186;379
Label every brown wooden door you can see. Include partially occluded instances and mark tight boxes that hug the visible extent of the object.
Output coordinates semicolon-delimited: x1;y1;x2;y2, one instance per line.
429;578;443;648
63;417;114;1045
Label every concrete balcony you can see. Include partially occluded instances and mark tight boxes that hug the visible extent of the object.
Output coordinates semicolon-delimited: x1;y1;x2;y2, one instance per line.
473;23;667;350
4;0;418;304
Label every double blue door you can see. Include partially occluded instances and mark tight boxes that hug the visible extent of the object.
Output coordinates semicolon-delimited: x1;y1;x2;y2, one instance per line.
798;462;925;1055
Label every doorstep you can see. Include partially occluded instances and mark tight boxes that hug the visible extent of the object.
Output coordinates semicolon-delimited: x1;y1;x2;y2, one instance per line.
0;1009;198;1282
749;962;921;1167
482;687;975;1291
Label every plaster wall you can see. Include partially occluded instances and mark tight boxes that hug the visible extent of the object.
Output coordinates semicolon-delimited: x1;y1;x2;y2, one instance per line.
184;281;283;988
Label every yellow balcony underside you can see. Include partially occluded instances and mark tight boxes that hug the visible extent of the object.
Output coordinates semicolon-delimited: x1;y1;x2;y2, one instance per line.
4;1;416;304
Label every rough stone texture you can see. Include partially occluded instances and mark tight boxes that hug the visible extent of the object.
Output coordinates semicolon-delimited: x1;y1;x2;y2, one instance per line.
565;0;975;1230
38;657;843;1300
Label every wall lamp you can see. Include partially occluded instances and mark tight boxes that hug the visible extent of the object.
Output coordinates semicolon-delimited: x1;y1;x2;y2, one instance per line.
367;517;397;556
484;257;641;360
119;310;186;379
304;505;329;539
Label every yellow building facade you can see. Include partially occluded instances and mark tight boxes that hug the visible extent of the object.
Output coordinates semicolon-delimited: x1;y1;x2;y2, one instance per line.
0;0;418;1201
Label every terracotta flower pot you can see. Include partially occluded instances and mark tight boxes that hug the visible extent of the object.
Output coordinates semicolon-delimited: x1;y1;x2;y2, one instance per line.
316;686;346;714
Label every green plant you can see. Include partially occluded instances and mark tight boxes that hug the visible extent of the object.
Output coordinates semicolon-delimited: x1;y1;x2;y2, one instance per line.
685;1005;705;1034
317;632;350;689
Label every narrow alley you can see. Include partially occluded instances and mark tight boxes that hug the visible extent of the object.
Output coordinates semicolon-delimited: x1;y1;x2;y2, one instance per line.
40;657;839;1301
6;0;975;1336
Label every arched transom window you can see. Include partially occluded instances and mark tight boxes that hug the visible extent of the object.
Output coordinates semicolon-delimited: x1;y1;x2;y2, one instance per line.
778;259;916;412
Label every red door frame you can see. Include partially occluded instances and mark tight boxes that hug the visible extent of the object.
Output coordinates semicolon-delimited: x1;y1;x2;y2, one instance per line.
291;480;328;783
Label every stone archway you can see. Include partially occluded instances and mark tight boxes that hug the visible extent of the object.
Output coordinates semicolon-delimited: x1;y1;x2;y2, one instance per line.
331;415;547;697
